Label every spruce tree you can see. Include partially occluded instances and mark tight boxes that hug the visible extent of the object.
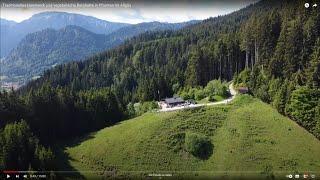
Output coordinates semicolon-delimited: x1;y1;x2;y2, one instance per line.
185;49;202;87
306;38;320;88
273;79;288;114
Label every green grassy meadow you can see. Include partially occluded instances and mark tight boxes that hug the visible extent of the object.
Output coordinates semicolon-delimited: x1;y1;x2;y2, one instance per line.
197;95;225;104
59;95;320;179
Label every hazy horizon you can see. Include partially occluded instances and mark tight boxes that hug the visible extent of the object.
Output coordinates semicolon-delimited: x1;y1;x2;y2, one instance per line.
0;1;257;24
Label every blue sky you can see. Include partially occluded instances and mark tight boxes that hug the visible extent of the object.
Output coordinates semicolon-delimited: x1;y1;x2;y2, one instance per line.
1;1;257;24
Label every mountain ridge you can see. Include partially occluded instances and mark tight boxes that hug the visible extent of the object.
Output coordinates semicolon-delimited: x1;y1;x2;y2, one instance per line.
0;12;130;57
2;20;199;85
2;25;108;82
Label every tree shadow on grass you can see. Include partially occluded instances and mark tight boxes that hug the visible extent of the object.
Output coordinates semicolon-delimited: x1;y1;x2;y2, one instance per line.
54;149;85;179
195;141;214;160
185;132;214;160
54;133;97;179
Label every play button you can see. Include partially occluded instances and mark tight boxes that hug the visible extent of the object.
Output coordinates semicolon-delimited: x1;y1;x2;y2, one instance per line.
6;174;10;178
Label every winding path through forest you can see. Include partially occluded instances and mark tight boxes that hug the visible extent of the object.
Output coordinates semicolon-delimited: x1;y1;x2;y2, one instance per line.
159;83;237;112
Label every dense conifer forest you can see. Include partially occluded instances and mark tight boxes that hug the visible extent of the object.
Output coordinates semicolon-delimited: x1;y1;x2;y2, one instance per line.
1;0;319;171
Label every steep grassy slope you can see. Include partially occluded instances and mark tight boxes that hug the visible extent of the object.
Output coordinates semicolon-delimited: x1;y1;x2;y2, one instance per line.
59;95;320;179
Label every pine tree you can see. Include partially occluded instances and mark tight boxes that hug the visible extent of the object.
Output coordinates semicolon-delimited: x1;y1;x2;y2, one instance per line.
1;121;36;170
286;86;320;131
306;38;320;88
273;79;289;114
185;49;202;87
284;19;303;77
269;21;288;77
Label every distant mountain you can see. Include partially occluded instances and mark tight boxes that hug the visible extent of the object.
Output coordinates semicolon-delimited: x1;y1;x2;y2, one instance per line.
100;20;200;54
106;21;199;43
0;12;129;57
2;26;109;82
0;19;18;59
2;20;198;85
0;19;17;27
15;12;129;34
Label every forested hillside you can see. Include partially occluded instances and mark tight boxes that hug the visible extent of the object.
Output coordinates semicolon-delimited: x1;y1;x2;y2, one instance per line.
23;0;320;138
1;0;319;173
20;0;320;137
22;1;259;98
2;20;197;85
2;26;110;83
105;20;199;44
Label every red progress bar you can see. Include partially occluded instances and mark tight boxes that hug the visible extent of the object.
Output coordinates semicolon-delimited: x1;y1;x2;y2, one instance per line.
3;170;19;174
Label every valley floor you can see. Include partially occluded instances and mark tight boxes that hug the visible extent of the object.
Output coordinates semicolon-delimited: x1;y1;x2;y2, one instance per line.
58;95;320;179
